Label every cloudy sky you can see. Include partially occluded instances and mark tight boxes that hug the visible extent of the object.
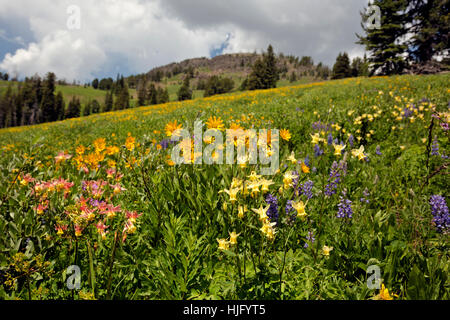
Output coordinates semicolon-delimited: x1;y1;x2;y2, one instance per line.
0;0;369;82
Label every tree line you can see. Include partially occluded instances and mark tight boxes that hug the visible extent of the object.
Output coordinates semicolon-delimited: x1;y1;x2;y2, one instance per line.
0;73;133;129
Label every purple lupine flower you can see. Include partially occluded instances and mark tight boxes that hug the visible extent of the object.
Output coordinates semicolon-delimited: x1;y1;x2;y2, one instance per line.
348;134;354;147
327;133;333;145
160;139;170;150
285;200;293;215
304;155;310;167
360;188;370;204
376;145;382;156
299;180;314;199
265;194;279;223
304;231;315;248
325;162;341;197
337;196;353;219
431;137;439;156
285;200;297;222
325;161;347;197
441;122;449;131
314;144;323;157
429;195;449;233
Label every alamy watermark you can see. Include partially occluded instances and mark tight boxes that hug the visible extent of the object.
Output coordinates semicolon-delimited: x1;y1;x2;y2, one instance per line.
67;5;81;30
366;5;381;30
66;265;81;290
366;265;382;289
169;121;279;175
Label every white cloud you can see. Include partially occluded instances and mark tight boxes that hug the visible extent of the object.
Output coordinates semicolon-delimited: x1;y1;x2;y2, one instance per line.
0;0;370;81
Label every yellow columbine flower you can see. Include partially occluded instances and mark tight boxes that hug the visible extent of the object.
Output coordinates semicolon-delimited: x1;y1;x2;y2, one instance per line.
238;205;247;219
260;221;277;241
220;188;240;203
229;231;240;245
287;151;297;164
322;245;333;256
310;133;323;145
252;205;270;223
247;171;261;181
217;238;230;250
230;178;243;189
259;178;274;193
375;284;398;300
247;181;260;197
292;200;307;219
333;144;346;157
283;171;298;188
351;145;366;161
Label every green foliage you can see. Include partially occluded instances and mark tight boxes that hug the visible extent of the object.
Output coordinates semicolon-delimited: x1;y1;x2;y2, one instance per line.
0;74;448;300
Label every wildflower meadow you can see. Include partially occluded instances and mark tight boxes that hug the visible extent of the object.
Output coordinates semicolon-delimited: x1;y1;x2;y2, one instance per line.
0;74;448;300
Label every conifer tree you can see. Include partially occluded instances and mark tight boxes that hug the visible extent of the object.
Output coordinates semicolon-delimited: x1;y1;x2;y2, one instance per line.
356;0;409;75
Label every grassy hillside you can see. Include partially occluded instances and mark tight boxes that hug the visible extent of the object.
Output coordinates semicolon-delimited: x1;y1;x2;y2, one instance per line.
0;74;448;300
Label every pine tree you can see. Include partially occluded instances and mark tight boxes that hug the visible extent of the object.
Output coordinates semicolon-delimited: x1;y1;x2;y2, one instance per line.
177;77;192;101
40;72;56;122
332;52;352;79
156;87;170;104
262;44;279;89
147;83;158;105
408;0;450;65
245;44;279;90
104;90;113;112
55;91;65;120
356;0;409;75
137;79;147;106
289;71;297;83
92;78;99;89
66;96;81;119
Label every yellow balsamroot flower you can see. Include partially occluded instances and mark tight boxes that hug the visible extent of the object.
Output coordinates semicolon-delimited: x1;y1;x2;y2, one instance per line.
292;200;307;219
287;151;297;164
252;205;270;223
220;188;240;203
105;145;119;155
301;162;310;173
206;116;225;131
280;129;291;141
229;231;240;245
322;245;333;256
333;144;346;157
217;238;230;250
76;145;86;155
229;122;243;131
93;138;106;153
125;136;136;151
165;120;183;137
351;145;367;161
374;284;399;300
